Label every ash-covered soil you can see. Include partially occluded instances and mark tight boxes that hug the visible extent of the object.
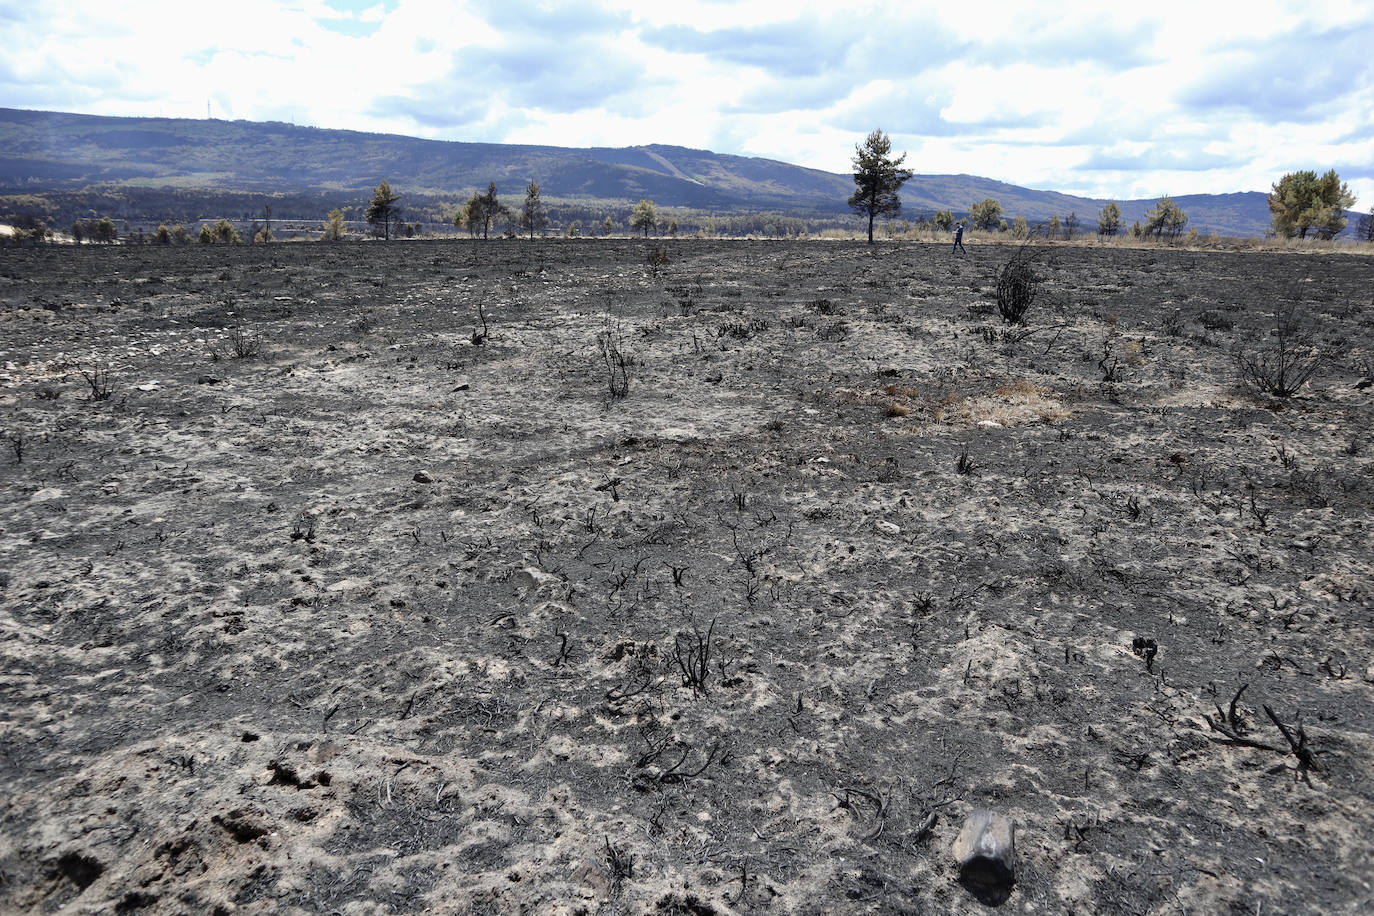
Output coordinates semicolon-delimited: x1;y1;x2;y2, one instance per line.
1;238;1372;915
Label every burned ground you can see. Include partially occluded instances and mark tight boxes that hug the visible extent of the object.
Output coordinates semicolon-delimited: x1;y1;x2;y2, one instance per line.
1;238;1372;914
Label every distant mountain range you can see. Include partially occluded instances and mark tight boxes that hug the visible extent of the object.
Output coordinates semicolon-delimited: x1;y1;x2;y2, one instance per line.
0;107;1285;237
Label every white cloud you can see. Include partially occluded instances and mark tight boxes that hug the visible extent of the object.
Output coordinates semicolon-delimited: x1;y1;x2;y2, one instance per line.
1;0;1371;204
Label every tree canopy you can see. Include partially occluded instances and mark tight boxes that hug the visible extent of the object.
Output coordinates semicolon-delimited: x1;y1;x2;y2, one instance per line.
1144;196;1188;240
630;199;658;236
459;182;508;239
365;180;402;240
1268;169;1356;240
322;208;346;241
848;129;913;243
1097;201;1121;237
521;180;547;238
969;198;1002;232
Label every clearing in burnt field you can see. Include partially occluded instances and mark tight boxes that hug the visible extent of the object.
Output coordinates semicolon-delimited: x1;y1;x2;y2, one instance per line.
1;238;1372;914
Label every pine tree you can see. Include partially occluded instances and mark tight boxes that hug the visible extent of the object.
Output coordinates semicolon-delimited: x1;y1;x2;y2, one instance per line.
521;181;547;238
456;185;507;239
630;199;658;237
322;209;346;241
1144;197;1187;240
1268;170;1356;240
848;129;913;243
1097;202;1122;237
365;180;402;240
969;198;1002;231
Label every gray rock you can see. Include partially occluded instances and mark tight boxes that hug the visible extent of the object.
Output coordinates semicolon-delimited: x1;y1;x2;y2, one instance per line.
952;810;1015;904
413;471;434;484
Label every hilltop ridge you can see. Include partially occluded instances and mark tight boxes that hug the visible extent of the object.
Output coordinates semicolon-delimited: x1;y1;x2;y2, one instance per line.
1;107;1278;236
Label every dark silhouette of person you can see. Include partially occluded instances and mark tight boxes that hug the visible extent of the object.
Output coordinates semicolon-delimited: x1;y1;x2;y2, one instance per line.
952;223;966;254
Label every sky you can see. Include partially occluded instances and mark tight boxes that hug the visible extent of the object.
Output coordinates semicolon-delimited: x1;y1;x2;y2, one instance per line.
2;0;1372;204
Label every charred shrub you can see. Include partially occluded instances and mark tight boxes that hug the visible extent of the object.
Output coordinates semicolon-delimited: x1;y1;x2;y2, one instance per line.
1234;304;1327;398
597;322;633;399
228;328;262;359
717;317;768;340
76;363;114;401
995;247;1039;325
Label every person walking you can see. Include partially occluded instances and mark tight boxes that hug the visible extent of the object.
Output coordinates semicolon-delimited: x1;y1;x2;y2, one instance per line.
952;222;967;255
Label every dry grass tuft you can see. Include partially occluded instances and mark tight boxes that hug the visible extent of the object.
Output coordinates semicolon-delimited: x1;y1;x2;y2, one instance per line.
994;379;1047;399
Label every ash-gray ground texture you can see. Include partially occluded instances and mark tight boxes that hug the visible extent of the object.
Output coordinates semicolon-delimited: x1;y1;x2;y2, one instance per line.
2;239;1372;914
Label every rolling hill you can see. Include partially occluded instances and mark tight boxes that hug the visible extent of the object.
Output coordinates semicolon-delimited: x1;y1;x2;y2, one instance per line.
0;107;1284;237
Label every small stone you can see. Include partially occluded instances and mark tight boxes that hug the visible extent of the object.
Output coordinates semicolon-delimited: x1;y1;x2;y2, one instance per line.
196;375;222;385
413;471;433;483
952;810;1015;904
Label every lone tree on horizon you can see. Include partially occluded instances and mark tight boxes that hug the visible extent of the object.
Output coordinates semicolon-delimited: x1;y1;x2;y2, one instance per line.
1097;201;1122;237
365;180;402;240
848;129;913;243
1268;169;1356;240
322;208;346;241
459;183;509;239
521;180;547;238
630;199;658;237
1144;196;1188;241
969;198;1003;232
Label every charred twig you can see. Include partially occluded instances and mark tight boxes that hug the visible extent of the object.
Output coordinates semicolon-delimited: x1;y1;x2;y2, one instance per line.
472;302;489;345
1263;705;1324;779
732;860;751;905
1221;683;1248;733
833;785;889;843
603;836;635;892
606;666;657;706
634;731;672;769
658;741;724;784
672;620;715;696
552;632;572;667
1203;706;1281;753
910;810;938;844
956;447;976;476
